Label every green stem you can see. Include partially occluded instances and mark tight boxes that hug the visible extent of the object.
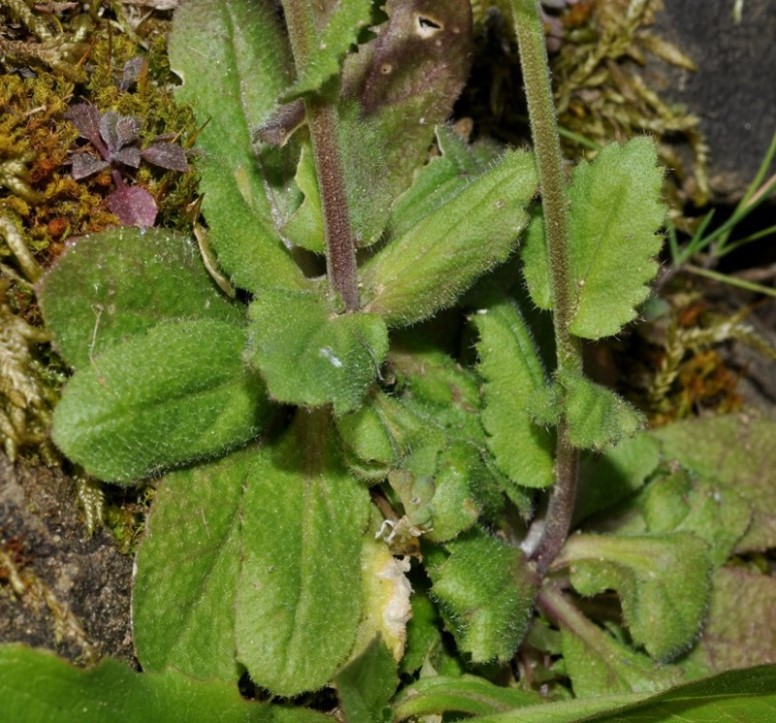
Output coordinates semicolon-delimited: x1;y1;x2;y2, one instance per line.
510;0;583;572
281;0;359;311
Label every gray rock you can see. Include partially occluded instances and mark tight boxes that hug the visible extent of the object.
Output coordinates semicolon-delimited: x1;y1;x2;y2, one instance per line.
654;0;776;202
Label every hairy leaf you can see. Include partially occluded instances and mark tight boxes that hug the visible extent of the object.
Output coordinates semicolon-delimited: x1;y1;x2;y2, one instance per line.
521;208;551;309
52;319;268;483
170;0;305;293
567;138;665;338
560;623;681;697
685;567;776;674
361;149;537;325
652;415;776;553
426;528;538;662
335;637;397;723
639;467;751;567
471;665;776;722
387;125;496;240
339;0;474;245
393;674;541;721
235;411;370;696
133;448;257;681
38;228;242;370
0;645;279;723
561;369;644;450
557;532;713;661
399;588;442;676
574;433;661;524
474;299;555;488
282;140;325;253
283;0;374;100
247;289;388;413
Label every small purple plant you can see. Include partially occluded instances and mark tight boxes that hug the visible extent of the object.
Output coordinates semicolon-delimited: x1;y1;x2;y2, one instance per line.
65;103;189;227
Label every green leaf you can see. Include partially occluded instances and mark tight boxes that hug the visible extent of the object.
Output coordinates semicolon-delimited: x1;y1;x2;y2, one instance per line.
540;585;681;698
38;228;242;370
284;0;374;100
426;528;538;662
685;567;776;674
557;532;713;661
335;637;397;723
336;389;421;472
235;411;370;696
361;149;537;326
470;665;776;722
133;448;257;681
0;644;274;722
474;299;555;488
169;0;306;293
521;207;552;310
567;138;665;339
52;319;269;483
393;673;541;721
339;0;475;245
651;414;776;553
574;433;661;524
247;289;388;414
639;467;751;567
399;587;442;676
282;140;325;253
387;125;496;241
560;369;644;450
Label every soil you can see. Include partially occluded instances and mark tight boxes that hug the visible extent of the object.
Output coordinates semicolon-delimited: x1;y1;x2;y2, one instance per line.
0;455;135;667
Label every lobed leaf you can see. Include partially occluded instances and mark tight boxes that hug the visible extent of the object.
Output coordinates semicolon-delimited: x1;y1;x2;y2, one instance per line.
557;532;713;661
560;369;644;450
520;139;665;337
361;149;537;326
567;138;665;339
52;319;269;483
133;448;257;681
38;227;243;370
639;467;751;567
651;414;776;553
235;411;370;696
426;527;538;662
283;0;374;100
474;299;555;488
169;0;305;293
247;288;388;414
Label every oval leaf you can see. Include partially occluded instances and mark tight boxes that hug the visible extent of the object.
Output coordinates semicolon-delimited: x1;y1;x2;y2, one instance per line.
52;319;269;482
235;411;370;695
38;227;243;370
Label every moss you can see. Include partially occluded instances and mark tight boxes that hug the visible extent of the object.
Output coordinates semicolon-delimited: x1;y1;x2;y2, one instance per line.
464;0;709;228
0;2;197;462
